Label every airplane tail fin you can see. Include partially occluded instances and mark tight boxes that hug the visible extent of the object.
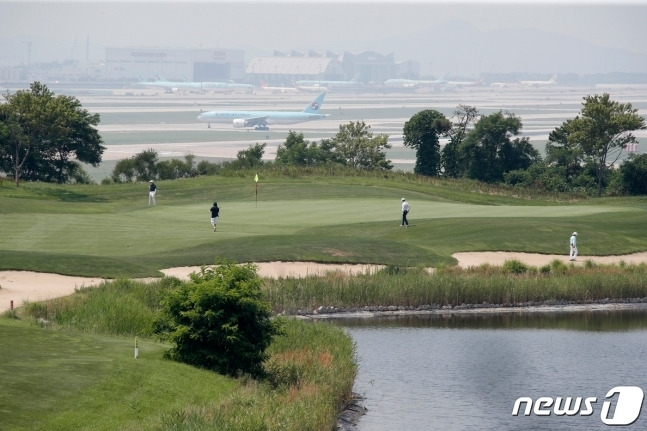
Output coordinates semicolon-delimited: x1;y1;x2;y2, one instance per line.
303;92;326;113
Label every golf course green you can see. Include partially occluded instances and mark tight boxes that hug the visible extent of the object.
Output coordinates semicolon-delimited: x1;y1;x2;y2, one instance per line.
2;173;646;278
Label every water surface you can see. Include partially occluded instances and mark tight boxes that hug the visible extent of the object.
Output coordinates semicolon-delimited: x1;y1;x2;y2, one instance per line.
337;308;647;431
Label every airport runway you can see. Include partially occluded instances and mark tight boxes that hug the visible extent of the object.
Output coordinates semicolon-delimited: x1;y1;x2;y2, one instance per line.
71;86;647;175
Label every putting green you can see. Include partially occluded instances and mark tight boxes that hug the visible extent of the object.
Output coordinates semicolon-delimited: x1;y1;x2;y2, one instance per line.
0;198;633;257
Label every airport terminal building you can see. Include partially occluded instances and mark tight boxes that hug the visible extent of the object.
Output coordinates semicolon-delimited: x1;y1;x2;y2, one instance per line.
103;48;247;82
1;47;418;85
246;50;418;85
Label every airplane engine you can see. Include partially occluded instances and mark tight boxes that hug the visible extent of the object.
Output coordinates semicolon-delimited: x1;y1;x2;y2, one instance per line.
232;119;248;128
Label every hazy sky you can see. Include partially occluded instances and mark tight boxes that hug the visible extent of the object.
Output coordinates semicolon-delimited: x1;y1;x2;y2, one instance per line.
1;0;647;73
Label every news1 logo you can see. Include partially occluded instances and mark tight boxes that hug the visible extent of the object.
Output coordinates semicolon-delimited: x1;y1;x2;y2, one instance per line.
512;386;645;426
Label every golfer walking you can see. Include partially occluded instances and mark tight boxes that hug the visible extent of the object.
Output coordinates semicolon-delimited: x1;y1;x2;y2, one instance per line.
569;232;578;261
401;198;410;227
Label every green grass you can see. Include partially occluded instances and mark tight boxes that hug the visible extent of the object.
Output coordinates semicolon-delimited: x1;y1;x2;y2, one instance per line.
1;172;646;277
1;278;357;431
0;318;238;431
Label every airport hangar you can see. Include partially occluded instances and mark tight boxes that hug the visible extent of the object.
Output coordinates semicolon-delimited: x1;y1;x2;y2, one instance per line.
103;47;419;84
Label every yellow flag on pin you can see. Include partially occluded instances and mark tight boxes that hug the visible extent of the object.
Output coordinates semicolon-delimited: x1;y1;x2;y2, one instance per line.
254;173;259;183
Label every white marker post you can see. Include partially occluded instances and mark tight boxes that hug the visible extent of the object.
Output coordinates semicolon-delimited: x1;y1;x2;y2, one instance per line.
134;337;139;359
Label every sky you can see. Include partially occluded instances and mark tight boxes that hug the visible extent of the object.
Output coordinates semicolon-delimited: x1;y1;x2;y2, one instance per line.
1;1;646;74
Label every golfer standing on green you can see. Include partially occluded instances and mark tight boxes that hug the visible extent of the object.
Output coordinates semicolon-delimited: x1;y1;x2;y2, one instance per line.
569;232;578;261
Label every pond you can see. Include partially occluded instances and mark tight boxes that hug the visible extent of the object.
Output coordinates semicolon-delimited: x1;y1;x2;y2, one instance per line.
334;306;647;431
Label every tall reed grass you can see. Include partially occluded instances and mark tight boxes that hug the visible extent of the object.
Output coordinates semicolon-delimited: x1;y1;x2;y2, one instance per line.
263;261;647;313
156;319;357;431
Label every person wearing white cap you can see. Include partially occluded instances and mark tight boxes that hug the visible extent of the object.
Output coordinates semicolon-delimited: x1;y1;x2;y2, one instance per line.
569;232;578;261
148;180;157;206
401;198;411;227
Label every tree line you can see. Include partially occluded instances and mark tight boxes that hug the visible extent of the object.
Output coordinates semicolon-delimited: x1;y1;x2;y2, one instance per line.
2;82;646;196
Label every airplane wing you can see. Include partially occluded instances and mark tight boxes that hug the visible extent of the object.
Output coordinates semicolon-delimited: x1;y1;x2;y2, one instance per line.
233;116;270;129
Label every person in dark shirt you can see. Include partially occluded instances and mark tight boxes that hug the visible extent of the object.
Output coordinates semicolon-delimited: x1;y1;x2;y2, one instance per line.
210;202;220;232
148;180;157;206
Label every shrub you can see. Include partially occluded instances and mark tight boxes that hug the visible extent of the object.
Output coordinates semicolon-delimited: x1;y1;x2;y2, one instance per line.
154;261;283;377
502;259;529;275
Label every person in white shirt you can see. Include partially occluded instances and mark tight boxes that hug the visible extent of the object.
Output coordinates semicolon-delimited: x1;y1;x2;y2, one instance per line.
401;198;411;227
569;232;578;261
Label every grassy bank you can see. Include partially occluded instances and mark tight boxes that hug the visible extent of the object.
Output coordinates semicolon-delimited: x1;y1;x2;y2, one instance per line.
1;278;356;431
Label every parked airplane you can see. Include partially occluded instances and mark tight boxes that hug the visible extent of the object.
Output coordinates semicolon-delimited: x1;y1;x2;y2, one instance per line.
138;78;255;93
201;81;256;92
295;73;361;90
137;78;204;93
383;75;448;90
197;92;328;130
259;79;300;94
293;82;330;93
520;75;557;86
445;78;483;88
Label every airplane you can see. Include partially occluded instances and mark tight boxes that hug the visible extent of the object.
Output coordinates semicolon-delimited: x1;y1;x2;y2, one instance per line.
137;78;204;93
137;77;255;93
293;82;330;93
258;79;300;94
295;73;361;91
201;81;256;93
520;75;557;87
445;78;483;88
383;75;448;90
197;92;328;130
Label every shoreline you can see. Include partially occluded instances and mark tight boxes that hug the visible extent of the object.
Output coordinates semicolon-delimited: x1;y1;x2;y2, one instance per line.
289;300;647;319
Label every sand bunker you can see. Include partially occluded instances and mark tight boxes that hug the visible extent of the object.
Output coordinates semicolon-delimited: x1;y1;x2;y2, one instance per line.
0;262;383;313
453;251;647;268
2;253;647;313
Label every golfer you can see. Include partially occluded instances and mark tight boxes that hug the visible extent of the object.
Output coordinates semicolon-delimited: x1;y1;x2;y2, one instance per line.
148;180;157;206
210;201;220;232
401;198;411;227
569;231;578;261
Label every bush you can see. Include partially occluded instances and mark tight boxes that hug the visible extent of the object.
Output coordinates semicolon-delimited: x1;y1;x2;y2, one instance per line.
154;261;282;377
502;259;530;274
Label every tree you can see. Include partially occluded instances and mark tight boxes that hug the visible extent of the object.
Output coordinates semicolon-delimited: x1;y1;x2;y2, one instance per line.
333;121;392;170
545;118;586;187
442;105;479;177
403;110;451;176
620;153;647;195
275;131;319;166
0;103;29;186
154;261;282;377
132;149;159;182
0;82;105;185
458;111;540;183
233;143;265;168
563;93;646;196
